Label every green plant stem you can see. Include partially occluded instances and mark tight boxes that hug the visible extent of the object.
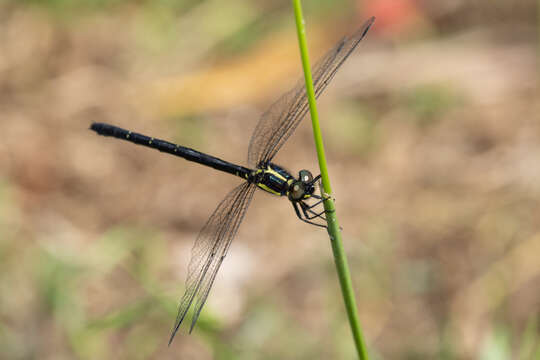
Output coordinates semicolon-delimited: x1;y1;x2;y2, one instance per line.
292;1;369;359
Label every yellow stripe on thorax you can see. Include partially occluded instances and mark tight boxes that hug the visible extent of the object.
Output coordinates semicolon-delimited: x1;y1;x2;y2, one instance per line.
256;183;281;195
265;166;287;181
252;166;288;196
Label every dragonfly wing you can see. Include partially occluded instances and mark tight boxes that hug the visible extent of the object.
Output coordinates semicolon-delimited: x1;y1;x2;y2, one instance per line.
247;17;375;167
169;182;256;344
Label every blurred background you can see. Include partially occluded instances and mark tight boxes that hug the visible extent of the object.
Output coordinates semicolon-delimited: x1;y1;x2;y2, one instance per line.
0;0;538;359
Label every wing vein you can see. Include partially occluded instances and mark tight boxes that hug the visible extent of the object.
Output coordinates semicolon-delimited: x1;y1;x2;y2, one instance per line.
247;17;375;167
169;183;255;344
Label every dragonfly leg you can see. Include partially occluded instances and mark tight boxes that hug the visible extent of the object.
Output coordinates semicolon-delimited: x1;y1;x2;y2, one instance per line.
302;198;343;230
303;197;336;217
292;202;327;228
309;174;322;185
311;193;335;202
300;201;327;221
308;175;334;202
304;197;325;209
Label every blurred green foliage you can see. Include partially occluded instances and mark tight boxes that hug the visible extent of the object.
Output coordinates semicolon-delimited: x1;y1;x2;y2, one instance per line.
15;0;196;13
404;83;462;127
327;102;379;157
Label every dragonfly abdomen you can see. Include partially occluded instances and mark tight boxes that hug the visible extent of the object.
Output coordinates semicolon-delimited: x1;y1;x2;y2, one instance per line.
91;122;252;179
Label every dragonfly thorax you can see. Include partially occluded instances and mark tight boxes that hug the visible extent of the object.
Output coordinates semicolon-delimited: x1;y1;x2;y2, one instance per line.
249;162;315;201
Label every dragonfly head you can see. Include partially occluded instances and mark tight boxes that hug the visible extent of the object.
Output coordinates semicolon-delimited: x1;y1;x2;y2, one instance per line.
288;169;316;201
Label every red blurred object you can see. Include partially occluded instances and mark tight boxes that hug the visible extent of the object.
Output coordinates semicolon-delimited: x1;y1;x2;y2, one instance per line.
362;0;425;36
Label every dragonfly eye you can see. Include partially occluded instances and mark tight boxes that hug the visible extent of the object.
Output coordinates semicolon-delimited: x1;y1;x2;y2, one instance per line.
298;170;313;184
288;181;305;201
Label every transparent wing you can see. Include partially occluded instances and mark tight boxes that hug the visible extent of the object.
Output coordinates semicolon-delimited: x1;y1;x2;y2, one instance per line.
169;182;256;344
247;17;375;167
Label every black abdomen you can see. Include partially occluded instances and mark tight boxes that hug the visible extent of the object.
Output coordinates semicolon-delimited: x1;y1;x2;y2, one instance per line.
91;122;252;179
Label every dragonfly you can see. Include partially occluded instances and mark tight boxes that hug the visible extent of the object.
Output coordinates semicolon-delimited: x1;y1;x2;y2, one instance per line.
90;16;374;345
